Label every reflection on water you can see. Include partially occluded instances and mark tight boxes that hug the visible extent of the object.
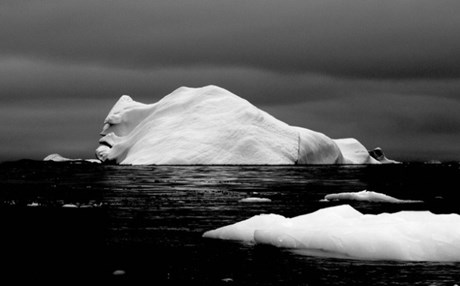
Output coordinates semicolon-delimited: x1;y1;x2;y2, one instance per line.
0;161;459;284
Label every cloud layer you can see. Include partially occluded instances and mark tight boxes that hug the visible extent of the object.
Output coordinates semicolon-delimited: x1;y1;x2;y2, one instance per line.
1;0;460;161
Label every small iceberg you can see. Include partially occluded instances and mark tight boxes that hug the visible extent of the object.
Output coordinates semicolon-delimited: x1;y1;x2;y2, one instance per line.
203;205;460;261
62;203;78;208
323;190;423;203
44;153;101;163
239;197;272;203
368;147;400;164
26;202;40;207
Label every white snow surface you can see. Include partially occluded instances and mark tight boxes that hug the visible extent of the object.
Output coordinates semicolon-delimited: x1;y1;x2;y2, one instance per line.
96;85;383;165
203;205;460;261
324;190;423;203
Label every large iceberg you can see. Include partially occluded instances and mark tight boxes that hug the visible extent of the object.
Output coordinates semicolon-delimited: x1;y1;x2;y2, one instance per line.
203;205;460;262
96;85;387;165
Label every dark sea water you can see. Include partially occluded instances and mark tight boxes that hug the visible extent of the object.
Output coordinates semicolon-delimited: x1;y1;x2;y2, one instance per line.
1;161;460;285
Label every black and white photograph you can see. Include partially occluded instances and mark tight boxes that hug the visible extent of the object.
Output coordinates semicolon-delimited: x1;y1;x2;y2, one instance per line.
1;0;460;284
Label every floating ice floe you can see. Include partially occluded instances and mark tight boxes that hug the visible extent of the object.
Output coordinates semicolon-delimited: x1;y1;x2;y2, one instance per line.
62;204;78;208
323;190;423;203
203;204;460;261
239;197;272;203
61;202;102;208
44;153;101;163
95;85;396;165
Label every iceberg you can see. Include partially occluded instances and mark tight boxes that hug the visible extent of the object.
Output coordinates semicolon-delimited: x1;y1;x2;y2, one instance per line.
203;205;460;261
323;190;423;203
44;153;101;163
368;147;400;164
96;85;388;165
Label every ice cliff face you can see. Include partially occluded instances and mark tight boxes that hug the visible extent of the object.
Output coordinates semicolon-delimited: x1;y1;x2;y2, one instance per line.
96;85;383;165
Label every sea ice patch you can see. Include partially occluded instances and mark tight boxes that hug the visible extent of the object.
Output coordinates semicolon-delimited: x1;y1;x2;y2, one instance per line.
239;197;272;203
323;190;423;203
203;205;460;261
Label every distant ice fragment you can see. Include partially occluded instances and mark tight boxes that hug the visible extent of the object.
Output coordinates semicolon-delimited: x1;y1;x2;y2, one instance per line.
44;153;101;163
44;153;74;162
112;270;126;276
62;204;78;208
324;190;423;203
203;205;460;261
424;160;443;164
239;197;272;203
96;85;394;165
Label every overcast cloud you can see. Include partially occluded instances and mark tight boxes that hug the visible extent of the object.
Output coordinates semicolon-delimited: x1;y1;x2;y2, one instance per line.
1;0;460;161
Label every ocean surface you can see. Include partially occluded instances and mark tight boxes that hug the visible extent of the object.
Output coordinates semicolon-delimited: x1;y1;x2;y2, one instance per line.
1;160;460;285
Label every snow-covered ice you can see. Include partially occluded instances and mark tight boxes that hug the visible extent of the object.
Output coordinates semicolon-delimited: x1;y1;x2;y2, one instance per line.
203;205;460;261
323;190;423;203
96;85;389;165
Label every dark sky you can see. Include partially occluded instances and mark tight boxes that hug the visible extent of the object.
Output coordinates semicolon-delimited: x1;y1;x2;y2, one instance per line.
1;0;460;162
